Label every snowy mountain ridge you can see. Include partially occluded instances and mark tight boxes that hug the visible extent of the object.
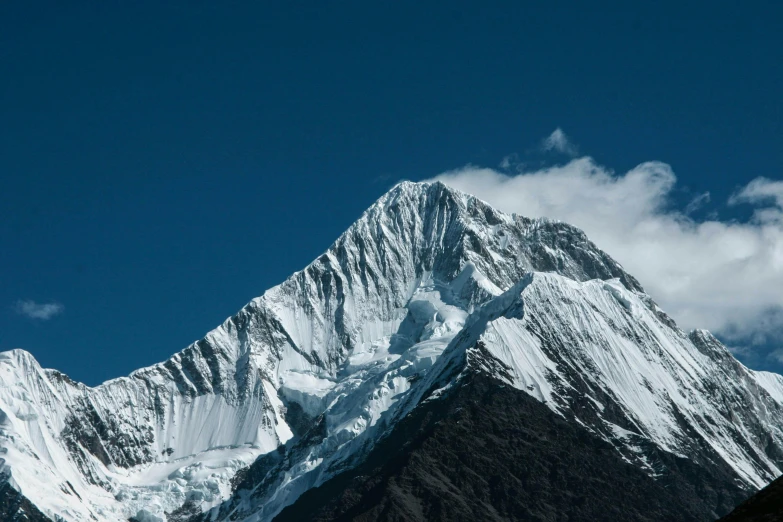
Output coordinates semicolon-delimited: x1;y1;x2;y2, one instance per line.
2;181;783;521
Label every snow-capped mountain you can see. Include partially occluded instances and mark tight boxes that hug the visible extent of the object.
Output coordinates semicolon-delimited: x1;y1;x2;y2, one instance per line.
2;181;783;521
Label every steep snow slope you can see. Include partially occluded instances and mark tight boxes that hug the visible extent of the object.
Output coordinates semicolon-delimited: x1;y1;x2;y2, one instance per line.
0;181;642;521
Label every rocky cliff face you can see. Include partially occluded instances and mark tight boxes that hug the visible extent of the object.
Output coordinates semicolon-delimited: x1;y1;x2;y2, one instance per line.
1;181;782;521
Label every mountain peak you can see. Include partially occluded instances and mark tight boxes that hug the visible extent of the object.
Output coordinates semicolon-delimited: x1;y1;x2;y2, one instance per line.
362;179;490;224
341;178;642;294
0;348;38;366
6;182;776;522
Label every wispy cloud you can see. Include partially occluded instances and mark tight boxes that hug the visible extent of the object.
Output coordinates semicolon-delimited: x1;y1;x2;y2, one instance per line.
768;349;783;365
541;128;578;156
15;300;64;320
729;177;783;224
499;154;518;170
685;192;711;214
430;141;783;352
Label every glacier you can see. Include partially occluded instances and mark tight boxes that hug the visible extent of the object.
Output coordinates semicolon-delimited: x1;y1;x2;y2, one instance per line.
1;180;783;521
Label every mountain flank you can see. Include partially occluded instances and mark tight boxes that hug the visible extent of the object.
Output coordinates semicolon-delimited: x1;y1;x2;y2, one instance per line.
275;374;747;522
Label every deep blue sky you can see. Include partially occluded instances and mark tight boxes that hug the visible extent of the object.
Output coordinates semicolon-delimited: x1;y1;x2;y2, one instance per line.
1;2;780;385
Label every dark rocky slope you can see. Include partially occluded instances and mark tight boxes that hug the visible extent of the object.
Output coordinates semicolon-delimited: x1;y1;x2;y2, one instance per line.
273;375;748;522
720;476;783;521
0;477;53;522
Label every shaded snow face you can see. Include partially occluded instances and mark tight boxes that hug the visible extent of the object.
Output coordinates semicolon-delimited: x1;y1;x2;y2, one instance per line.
2;181;782;522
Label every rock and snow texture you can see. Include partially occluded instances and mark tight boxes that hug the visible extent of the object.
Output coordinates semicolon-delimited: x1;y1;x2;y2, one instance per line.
1;181;783;521
401;274;783;488
0;337;290;521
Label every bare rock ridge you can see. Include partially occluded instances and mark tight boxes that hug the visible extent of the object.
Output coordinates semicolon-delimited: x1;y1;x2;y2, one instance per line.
1;181;782;521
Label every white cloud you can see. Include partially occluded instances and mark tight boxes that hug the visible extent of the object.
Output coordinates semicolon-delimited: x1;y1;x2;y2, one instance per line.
541;128;578;156
431;157;783;346
16;300;64;320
